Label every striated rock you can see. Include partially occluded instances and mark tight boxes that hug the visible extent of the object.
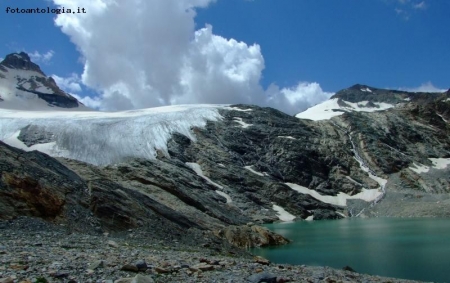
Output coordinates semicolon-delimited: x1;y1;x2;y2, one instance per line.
108;240;119;248
132;275;155;283
154;266;170;274
342;265;356;272
254;256;270;265
191;263;214;271
135;259;148;271
53;270;70;278
87;260;104;270
120;264;138;272
247;272;277;283
216;225;289;248
114;279;133;283
114;274;154;283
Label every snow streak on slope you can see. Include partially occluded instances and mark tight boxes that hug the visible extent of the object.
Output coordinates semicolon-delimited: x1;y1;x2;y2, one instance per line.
244;165;268;177
0;105;224;165
286;183;382;207
185;162;232;204
233;117;252;128
185;162;224;189
272;204;296;222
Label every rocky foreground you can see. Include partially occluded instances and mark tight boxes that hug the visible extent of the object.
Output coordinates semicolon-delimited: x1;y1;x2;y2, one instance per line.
0;218;428;283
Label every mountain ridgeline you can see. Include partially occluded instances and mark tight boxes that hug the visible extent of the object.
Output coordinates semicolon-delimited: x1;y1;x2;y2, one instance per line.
1;53;450;250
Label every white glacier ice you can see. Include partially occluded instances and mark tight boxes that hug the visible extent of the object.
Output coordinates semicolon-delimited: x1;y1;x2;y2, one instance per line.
0;105;225;165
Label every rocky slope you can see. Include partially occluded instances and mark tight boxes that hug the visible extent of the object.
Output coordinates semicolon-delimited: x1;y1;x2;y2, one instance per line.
1;83;449;229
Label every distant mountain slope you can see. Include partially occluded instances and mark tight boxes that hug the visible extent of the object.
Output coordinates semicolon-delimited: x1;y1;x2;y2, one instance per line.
1;80;450;245
0;52;88;110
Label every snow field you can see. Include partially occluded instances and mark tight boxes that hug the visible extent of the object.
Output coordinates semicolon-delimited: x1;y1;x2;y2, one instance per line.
409;158;450;173
409;163;430;174
295;98;395;121
429;158;450;169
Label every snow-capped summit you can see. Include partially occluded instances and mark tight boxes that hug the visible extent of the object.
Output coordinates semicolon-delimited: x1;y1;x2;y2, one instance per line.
296;84;448;121
0;52;87;110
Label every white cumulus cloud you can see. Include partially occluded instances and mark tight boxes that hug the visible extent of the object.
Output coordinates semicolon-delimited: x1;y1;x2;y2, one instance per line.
51;73;82;93
52;0;331;114
29;50;55;63
71;93;103;109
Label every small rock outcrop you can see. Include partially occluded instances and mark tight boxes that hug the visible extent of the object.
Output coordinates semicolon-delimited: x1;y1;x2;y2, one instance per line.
215;225;289;248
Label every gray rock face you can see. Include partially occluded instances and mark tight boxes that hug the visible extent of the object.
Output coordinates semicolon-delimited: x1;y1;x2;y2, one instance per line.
0;52;44;75
17;124;55;147
332;84;446;104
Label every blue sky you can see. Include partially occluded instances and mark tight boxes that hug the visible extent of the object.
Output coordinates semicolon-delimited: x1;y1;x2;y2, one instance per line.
194;0;449;90
0;0;448;113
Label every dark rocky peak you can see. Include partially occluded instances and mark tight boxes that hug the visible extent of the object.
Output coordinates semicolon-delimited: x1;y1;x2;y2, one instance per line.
332;84;443;104
0;52;45;75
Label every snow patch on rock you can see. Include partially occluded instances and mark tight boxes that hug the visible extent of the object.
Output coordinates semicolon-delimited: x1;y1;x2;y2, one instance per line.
233;117;252;128
272;204;296;222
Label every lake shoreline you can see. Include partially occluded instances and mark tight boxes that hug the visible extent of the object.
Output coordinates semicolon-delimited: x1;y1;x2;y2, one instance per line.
253;217;449;283
0;217;430;283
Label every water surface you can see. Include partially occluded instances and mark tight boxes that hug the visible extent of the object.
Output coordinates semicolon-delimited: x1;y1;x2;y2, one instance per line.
251;218;450;282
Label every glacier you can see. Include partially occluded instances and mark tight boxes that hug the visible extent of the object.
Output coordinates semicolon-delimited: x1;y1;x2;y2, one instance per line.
0;105;226;165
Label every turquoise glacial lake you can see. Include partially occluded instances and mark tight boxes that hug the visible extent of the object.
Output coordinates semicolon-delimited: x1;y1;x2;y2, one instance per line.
251;218;450;282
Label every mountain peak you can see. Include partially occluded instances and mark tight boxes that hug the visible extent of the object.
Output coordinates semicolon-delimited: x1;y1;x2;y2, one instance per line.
0;52;45;75
0;52;88;110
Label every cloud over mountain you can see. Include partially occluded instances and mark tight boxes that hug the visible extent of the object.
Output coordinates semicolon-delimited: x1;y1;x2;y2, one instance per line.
52;0;332;114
